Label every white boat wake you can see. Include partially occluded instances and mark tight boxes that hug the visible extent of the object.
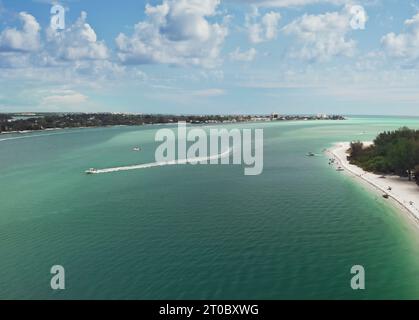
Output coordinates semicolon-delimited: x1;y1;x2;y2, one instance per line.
87;148;233;174
0;130;86;142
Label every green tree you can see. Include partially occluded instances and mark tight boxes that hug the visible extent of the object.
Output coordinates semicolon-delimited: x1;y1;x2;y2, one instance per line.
388;138;416;180
349;141;364;159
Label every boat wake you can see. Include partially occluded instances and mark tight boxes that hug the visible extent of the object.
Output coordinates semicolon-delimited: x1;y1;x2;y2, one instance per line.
0;130;85;142
86;148;233;175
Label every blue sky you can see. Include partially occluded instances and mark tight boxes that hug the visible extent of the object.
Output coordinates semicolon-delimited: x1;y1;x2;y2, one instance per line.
1;0;419;115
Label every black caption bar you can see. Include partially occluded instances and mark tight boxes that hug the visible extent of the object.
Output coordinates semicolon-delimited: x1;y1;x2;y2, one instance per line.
0;300;414;319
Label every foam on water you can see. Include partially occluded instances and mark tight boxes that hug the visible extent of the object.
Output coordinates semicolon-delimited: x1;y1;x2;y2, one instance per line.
0;130;87;142
88;148;233;174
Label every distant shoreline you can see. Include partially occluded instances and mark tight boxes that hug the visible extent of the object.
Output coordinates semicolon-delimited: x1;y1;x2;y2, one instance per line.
327;142;419;227
0;113;346;135
0;126;123;136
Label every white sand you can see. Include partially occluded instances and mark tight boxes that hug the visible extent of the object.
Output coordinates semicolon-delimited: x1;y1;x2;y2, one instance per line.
327;142;419;225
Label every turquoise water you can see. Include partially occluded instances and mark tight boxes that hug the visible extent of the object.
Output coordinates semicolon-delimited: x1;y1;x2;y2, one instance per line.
2;117;419;299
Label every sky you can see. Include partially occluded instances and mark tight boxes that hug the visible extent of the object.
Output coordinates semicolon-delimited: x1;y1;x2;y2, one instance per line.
0;0;419;115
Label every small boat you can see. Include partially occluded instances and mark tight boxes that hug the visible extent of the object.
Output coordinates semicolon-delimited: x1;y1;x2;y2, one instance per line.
133;147;141;152
85;168;97;175
383;194;389;199
306;152;316;157
336;167;344;172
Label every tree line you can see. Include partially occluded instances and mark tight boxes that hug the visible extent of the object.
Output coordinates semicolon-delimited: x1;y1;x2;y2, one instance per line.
0;113;345;133
0;113;253;133
349;127;419;184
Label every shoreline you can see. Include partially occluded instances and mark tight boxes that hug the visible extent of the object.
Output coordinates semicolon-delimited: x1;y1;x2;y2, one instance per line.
0;125;128;136
0;118;346;136
326;142;419;227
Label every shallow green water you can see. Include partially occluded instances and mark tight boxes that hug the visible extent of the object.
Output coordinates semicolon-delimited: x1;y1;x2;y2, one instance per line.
1;117;419;299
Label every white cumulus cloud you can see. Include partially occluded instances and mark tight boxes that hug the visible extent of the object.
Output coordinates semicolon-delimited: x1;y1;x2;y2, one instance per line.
382;13;419;62
0;12;41;52
46;11;108;61
115;0;228;68
232;0;348;8
41;90;88;106
246;7;281;43
283;6;360;61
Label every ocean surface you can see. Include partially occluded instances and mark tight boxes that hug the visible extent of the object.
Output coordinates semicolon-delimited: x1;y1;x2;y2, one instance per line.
2;116;419;300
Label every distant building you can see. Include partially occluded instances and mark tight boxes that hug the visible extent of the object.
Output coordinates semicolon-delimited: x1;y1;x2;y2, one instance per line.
316;113;328;119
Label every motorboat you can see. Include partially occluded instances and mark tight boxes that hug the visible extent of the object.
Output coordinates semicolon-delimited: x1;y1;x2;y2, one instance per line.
85;168;98;175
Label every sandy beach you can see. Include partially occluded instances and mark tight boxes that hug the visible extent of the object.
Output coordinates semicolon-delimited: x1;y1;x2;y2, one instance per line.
327;142;419;226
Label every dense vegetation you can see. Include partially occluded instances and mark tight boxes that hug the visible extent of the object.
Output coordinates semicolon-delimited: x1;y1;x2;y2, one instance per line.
349;127;419;183
0;113;252;132
0;113;345;133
